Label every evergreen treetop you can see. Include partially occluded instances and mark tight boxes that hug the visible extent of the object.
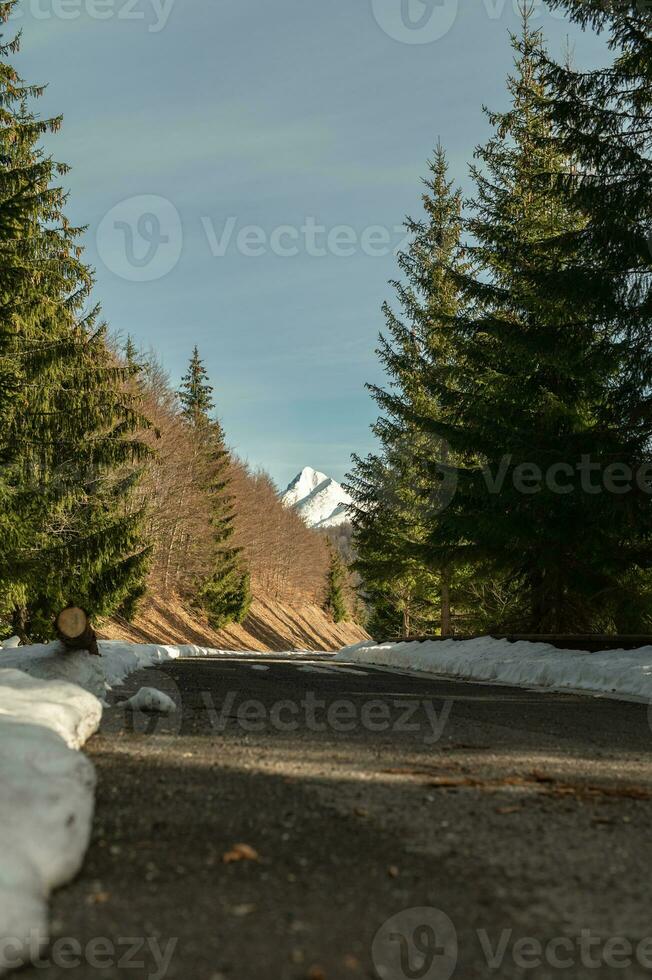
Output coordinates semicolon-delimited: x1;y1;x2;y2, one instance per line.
178;346;215;428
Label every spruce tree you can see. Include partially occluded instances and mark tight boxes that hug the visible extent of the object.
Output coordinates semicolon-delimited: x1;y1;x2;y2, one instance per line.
0;6;152;638
198;437;252;629
178;345;215;428
349;452;443;637
397;7;652;632
179;347;251;628
324;549;349;624
426;14;589;631
536;0;652;628
347;145;466;637
124;335;143;376
384;15;614;633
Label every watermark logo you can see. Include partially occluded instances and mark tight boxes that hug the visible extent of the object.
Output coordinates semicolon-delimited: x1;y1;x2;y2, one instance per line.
96;195;182;282
371;0;459;44
9;0;175;32
96;206;409;278
202;690;453;745
200;215;409;259
372;908;652;976
372;907;458;980
483;454;652;498
371;0;569;44
0;931;177;979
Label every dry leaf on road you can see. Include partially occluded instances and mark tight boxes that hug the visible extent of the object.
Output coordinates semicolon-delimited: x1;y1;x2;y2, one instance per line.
222;843;260;864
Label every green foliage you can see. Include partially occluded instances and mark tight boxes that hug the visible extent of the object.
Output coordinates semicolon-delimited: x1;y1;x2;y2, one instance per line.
324;549;349;624
347;144;467;636
534;0;652;629
416;17;597;632
353;4;652;635
124;335;144;378
200;562;252;630
178;345;215;428
2;0;649;642
0;8;151;639
180;347;251;628
200;436;252;630
424;8;652;632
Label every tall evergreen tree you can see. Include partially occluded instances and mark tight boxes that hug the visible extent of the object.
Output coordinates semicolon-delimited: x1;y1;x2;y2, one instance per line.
198;435;252;630
124;335;143;377
178;345;214;428
347;144;466;636
0;6;152;638
425;13;590;631
398;7;652;632
536;0;652;628
179;347;251;628
324;549;349;624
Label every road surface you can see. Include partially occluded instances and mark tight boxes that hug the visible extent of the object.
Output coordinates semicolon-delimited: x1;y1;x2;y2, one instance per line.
18;653;652;980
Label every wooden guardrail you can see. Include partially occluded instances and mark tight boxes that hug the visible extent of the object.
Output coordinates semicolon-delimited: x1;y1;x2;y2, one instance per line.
379;634;652;652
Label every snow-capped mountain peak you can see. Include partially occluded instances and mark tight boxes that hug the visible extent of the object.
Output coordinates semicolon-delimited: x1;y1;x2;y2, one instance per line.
281;467;353;529
282;467;331;508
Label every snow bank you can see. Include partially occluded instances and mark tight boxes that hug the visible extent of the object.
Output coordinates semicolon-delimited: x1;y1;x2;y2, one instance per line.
337;636;652;702
0;636;213;975
98;640;232;690
121;687;177;715
0;639;227;701
0;634;319;974
0;670;101;974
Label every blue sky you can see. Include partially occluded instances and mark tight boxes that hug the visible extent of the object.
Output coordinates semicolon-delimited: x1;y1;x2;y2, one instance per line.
14;0;607;488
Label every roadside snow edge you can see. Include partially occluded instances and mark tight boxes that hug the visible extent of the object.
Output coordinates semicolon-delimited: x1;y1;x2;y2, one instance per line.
336;636;652;701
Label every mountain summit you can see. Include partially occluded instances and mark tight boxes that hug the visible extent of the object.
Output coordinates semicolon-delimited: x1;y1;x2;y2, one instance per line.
281;467;353;529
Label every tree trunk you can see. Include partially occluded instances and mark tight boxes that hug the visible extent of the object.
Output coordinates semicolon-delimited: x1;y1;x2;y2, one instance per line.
56;607;100;657
402;599;411;638
12;606;29;643
441;567;452;636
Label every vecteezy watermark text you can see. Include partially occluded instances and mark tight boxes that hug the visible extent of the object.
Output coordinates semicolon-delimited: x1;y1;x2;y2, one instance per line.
201;216;409;259
484;454;652;497
9;0;175;32
202;691;453;745
372;907;652;980
0;933;177;979
95;195;411;281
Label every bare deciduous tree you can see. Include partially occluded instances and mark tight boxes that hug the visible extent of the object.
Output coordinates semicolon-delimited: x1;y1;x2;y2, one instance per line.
126;352;330;612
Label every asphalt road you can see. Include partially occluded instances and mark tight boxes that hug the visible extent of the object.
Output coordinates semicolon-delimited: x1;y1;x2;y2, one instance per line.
18;654;652;980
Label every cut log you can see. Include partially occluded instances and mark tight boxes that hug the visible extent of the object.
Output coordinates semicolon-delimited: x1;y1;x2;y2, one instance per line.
55;607;100;657
56;606;88;639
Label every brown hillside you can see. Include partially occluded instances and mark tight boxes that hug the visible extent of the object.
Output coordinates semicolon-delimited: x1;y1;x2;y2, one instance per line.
100;593;368;653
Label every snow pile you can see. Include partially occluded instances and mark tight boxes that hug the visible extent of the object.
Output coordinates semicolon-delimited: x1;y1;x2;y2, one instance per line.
337;636;652;702
0;636;212;975
121;687;177;714
0;670;101;974
0;635;319;974
0;639;225;701
281;466;353;529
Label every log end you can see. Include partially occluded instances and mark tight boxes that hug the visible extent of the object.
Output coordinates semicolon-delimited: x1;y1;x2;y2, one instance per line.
56;606;88;640
55;607;100;657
